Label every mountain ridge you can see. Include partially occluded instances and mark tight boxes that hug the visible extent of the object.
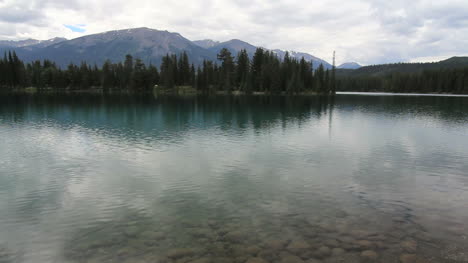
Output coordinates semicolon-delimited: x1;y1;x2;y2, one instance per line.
1;27;330;68
338;62;361;69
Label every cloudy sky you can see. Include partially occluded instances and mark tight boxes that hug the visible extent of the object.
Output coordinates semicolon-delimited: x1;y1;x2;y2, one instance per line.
1;0;467;65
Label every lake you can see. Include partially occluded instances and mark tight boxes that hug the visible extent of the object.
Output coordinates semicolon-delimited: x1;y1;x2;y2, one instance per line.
0;93;467;263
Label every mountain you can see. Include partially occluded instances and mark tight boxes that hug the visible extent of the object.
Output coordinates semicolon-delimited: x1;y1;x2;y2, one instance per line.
272;49;332;69
0;39;41;48
0;27;331;68
203;39;332;69
337;57;468;77
193;39;220;49
22;37;67;50
2;28;215;67
208;39;258;58
0;37;66;49
338;62;361;69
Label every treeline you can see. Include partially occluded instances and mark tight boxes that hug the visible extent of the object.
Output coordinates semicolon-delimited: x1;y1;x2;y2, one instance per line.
337;57;468;78
5;48;465;95
337;68;468;94
0;49;336;95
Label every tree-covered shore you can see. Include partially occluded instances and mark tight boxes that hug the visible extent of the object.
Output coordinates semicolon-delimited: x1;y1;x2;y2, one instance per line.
336;57;468;94
1;48;467;95
0;48;336;95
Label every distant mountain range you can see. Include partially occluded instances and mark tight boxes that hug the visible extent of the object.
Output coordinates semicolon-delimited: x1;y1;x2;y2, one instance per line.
0;27;336;69
338;62;361;69
0;37;66;49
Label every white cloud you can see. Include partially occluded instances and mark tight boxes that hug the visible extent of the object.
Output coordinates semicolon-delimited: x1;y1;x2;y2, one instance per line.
0;0;467;65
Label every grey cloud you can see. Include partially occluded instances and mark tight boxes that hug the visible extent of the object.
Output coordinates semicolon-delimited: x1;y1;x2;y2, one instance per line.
0;4;46;25
1;0;468;64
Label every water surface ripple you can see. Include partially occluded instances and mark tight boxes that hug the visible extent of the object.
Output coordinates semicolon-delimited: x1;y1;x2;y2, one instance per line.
0;94;467;263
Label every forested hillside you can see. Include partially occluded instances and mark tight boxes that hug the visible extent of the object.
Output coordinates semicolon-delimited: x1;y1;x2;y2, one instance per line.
336;57;468;94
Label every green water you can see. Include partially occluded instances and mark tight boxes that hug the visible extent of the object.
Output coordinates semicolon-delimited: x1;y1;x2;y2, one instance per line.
0;94;467;263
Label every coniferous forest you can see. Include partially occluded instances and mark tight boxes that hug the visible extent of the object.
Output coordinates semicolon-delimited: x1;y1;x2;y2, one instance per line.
1;48;467;94
0;48;335;95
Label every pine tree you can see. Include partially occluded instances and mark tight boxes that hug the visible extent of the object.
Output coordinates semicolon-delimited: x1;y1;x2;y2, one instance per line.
217;48;235;92
236;49;250;89
160;55;175;89
252;48;264;91
123;54;134;89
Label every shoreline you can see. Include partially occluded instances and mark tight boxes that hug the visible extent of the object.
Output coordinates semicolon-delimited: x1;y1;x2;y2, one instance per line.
1;87;467;97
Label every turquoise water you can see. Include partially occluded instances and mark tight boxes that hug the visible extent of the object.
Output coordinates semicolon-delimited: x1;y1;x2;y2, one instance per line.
0;94;467;263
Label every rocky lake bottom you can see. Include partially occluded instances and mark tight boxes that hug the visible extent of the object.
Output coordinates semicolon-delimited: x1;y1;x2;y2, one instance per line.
57;199;467;263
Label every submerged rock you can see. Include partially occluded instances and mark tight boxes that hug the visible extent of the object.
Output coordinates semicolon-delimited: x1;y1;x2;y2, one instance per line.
350;230;375;239
399;254;416;263
153;231;167;240
124;225;141;238
190;229;212;239
189;258;212;263
360;250;378;262
287;240;311;254
224;231;247;243
246;245;261;255
279;252;305;263
246;257;269;263
258;249;277;262
211;257;234;263
400;240;417;253
324;239;340;248
263;239;289;250
167;248;196;259
356;240;374;250
175;257;194;263
234;256;248;263
334;210;348;218
331;247;345;256
314;246;332;258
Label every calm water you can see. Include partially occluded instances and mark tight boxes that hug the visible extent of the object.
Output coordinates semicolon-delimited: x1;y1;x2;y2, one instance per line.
0;94;467;263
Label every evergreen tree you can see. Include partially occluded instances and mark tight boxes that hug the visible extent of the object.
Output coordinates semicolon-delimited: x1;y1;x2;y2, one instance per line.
123;54;134;89
217;48;235;92
252;48;264;91
236;49;250;89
